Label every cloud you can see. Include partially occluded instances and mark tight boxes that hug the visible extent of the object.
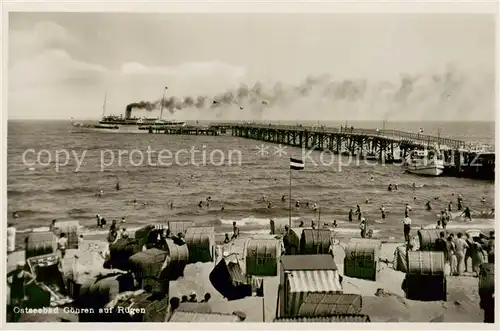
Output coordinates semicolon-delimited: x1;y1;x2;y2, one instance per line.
121;61;246;77
9;21;76;65
9;49;109;89
120;61;247;96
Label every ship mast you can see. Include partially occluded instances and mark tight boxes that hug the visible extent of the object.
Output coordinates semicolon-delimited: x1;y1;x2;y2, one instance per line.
159;86;168;119
101;92;107;118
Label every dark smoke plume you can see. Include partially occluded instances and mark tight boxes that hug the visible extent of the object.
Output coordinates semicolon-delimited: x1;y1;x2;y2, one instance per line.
126;64;493;121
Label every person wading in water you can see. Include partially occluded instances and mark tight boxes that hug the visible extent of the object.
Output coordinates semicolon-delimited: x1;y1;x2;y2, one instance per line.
380;205;386;220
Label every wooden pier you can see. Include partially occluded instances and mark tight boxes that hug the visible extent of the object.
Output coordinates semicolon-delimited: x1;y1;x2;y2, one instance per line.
209;123;495;180
151;122;493;180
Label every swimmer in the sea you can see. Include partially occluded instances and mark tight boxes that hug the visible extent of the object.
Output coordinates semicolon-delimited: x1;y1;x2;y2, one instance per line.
267;202;272;209
98;189;104;197
281;195;286;202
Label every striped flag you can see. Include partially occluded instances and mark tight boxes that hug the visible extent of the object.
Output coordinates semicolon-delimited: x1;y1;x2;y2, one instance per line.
290;157;304;170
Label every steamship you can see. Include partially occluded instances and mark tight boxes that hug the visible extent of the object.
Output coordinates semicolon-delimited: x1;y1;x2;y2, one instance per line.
71;94;186;134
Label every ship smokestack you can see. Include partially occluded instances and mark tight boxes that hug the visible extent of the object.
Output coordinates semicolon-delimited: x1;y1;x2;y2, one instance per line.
125;105;132;119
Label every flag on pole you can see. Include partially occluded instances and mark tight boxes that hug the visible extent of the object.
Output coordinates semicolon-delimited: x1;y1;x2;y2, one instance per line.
290;157;304;170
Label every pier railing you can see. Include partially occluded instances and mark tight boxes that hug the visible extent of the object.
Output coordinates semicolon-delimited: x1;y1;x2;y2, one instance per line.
210;122;467;150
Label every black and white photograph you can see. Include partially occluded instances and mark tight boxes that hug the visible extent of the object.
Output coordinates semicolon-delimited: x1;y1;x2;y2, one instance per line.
3;1;496;326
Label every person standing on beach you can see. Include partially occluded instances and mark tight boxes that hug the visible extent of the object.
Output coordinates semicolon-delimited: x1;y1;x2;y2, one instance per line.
434;231;447;258
468;237;484;275
457;195;463;211
107;228;118;244
348;209;353;222
7;261;35;322
448;201;453;212
439;211;448;229
57;233;68;258
447;235;458;276
359;218;367;238
460;207;472;222
7;223;16;254
109;219;117;232
464;233;473;272
402;217;412;243
232;222;239;240
380;206;386;220
454;233;469;275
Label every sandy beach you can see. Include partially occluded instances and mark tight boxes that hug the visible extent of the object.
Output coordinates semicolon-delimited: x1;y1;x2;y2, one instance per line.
7;231;485;323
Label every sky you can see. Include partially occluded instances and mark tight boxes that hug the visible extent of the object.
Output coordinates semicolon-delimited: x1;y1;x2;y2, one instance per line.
8;12;496;121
